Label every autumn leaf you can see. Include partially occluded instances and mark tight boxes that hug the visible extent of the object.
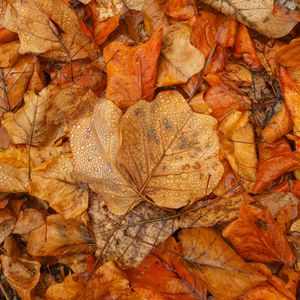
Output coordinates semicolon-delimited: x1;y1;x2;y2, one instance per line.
45;261;141;300
179;227;267;300
2;89;61;146
223;195;296;265
200;0;297;38
0;208;16;243
4;0;97;61
71;91;223;215
0;256;40;300
253;138;300;193
104;28;162;108
25;214;96;257
161;0;197;21
89;194;178;268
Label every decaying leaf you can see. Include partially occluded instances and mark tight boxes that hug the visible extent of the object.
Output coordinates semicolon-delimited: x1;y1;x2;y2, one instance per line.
179;227;267;300
4;0;97;61
30;156;88;219
89;194;178;268
157;23;205;87
71;91;223;215
2;89;61;146
223;195;296;265
0;208;16;243
200;0;297;38
25;214;96;257
45;261;141;300
104;29;162;108
0;256;40;300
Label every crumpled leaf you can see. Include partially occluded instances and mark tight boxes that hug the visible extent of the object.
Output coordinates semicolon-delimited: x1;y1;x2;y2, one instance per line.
104;29;162;108
278;66;300;137
0;255;40;300
45;261;141;300
89;194;178;268
0;146;29;193
25;214;96;257
253;138;300;193
219;111;258;192
71;91;223;215
157;23;205;87
126;236;207;300
204;73;251;121
179;227;267;300
2;89;61;146
4;0;97;61
30;156;88;219
223;195;296;265
0;55;36;118
200;0;297;38
0;208;16;243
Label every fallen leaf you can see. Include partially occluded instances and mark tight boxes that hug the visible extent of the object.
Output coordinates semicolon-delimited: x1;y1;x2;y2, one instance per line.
223;195;296;265
161;0;197;21
2;89;61;146
200;0;297;38
0;41;20;68
272;180;300;198
204;73;251;121
0;208;16;243
89;194;178;268
253;138;300;193
157;23;205;87
179;227;267;300
5;0;97;61
126;236;207;300
25;214;96;257
104;29;162;108
30;156;88;219
45;261;141;300
71;91;223;215
0;255;40;300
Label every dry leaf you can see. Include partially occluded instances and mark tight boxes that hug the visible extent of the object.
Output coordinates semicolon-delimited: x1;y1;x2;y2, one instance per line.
89;194;178;268
0;208;16;243
2;89;61;146
179;227;267;300
5;0;97;61
127;236;207;300
253;138;300;193
161;0;197;21
223;195;296;265
199;0;297;38
25;214;96;257
45;261;141;300
272;180;300;198
104;29;162;108
71;91;223;215
13;208;45;235
0;256;40;300
0;40;20;68
157;23;205;87
30;156;88;219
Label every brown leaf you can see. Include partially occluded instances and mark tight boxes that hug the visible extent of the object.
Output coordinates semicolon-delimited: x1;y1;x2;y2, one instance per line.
2;89;61;146
253;138;300;193
0;208;16;243
71;91;223;215
89;194;178;268
157;23;205;87
5;0;97;61
0;256;40;300
179;227;267;300
45;261;141;300
126;236;207;300
223;195;296;265
200;0;297;38
25;214;96;257
30;156;88;219
0;41;20;68
104;29;162;108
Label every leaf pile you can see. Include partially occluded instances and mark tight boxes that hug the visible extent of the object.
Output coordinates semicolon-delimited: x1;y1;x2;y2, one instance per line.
0;0;300;299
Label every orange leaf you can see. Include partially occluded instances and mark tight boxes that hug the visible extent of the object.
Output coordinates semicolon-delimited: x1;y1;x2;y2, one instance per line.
161;0;197;21
271;180;300;198
234;24;263;70
253;138;300;193
223;196;296;265
104;29;162;108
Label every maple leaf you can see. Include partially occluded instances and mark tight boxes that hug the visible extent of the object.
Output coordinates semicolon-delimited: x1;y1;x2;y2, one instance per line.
71;90;223;215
